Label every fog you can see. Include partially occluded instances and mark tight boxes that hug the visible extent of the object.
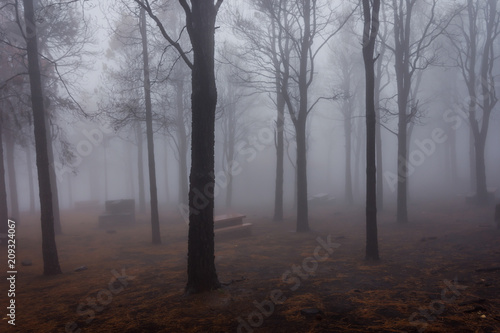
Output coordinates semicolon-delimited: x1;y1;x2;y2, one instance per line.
1;0;500;332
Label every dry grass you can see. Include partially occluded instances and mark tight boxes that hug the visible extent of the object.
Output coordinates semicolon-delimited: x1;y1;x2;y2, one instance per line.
1;200;500;332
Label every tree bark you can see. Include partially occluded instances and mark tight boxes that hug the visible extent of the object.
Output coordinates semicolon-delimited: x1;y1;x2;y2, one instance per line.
185;0;221;294
362;0;380;261
24;0;61;275
140;7;161;244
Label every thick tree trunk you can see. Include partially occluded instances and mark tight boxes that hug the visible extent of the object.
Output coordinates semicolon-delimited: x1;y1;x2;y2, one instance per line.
5;134;19;221
136;121;146;213
24;0;61;275
185;1;221;294
140;8;161;244
273;87;285;221
0;120;9;233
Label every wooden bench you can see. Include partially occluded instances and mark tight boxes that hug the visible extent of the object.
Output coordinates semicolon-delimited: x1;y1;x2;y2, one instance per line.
98;199;135;228
214;213;252;240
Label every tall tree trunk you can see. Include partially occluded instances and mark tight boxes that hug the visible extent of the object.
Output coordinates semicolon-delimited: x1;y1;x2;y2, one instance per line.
176;79;189;206
45;115;61;234
273;84;285;221
103;138;108;200
362;0;380;261
225;116;235;209
344;114;353;205
374;73;384;210
0;117;9;233
474;135;488;202
24;0;61;275
26;144;36;214
469;125;476;193
295;117;309;232
136;121;146;213
397;110;408;223
164;136;169;203
140;7;161;244
185;1;221;294
67;173;73;210
5;134;19;221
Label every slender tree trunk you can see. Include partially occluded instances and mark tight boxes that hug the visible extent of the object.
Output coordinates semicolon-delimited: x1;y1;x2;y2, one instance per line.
67;173;73;210
176;79;189;206
26;144;36;214
185;1;221;294
140;7;161;244
5;134;19;221
354;123;362;199
273;86;285;221
0;118;9;233
469;125;476;193
449;126;458;189
136;121;146;213
374;88;383;211
295;117;309;232
474;135;488;202
362;0;380;261
344;114;353;205
225;118;235;209
24;0;61;275
397;110;408;223
225;148;234;209
44;115;61;234
164;136;169;203
103;138;108;200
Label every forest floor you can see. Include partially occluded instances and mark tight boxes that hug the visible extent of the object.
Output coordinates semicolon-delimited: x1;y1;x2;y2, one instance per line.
1;199;500;333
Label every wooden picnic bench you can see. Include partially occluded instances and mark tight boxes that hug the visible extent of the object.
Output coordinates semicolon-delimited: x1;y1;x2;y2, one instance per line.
98;199;135;228
214;213;252;240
